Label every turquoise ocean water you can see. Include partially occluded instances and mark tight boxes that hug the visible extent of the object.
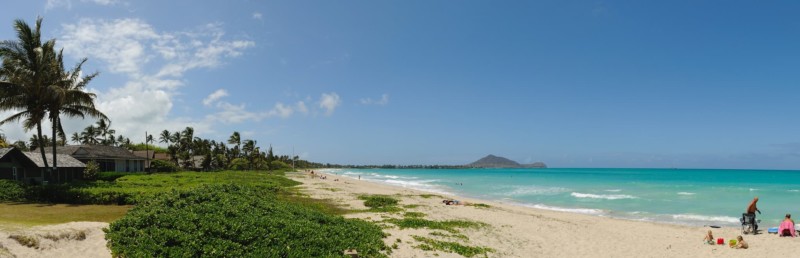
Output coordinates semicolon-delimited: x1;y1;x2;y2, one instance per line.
324;168;800;227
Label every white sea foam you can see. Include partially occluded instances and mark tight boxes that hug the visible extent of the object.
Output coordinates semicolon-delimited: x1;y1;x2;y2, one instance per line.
677;192;696;195
379;179;451;195
604;189;622;192
671;214;740;224
502;185;569;196
789;190;800;192
527;204;605;215
749;188;758;191
570;192;637;200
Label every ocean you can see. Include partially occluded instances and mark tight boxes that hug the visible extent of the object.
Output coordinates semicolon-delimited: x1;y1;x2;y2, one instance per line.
324;168;800;227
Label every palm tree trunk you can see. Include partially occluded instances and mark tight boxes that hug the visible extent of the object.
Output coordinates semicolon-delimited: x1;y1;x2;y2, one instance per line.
51;115;59;183
36;122;49;181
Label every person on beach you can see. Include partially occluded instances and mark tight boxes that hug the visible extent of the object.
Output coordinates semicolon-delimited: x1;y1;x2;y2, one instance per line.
778;213;796;237
744;197;760;232
703;230;715;245
731;236;748;249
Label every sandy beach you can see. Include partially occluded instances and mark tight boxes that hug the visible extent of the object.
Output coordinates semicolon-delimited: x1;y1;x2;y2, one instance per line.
290;170;800;258
0;222;110;258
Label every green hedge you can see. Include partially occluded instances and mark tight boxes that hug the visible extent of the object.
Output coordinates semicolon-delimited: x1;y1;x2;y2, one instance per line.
0;180;25;202
106;185;389;257
150;160;179;172
96;172;137;182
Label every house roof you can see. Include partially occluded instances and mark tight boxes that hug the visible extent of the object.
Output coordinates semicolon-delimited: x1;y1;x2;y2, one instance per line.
46;145;144;160
23;152;86;168
0;148;12;159
133;151;171;161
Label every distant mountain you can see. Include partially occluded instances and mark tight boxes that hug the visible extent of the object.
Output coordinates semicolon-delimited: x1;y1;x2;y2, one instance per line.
467;154;547;168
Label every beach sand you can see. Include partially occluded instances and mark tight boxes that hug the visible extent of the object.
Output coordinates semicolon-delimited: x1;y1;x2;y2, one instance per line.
0;222;111;258
291;170;800;258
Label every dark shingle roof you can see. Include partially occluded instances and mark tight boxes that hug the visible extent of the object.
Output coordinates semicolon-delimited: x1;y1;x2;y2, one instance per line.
46;145;144;160
23;152;86;168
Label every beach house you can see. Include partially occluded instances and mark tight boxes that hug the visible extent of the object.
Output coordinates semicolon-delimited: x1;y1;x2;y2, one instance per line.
46;145;146;172
0;147;87;184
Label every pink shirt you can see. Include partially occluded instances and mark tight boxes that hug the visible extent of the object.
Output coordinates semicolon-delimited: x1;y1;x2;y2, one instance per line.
778;220;796;237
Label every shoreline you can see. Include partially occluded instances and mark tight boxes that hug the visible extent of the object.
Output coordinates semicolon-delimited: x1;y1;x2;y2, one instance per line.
321;168;774;228
293;170;799;257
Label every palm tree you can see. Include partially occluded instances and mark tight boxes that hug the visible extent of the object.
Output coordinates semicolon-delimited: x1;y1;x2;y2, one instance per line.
242;139;255;170
159;130;170;146
70;132;80;144
47;50;107;175
79;125;99;144
228;131;241;159
95;119;114;145
0;17;59;169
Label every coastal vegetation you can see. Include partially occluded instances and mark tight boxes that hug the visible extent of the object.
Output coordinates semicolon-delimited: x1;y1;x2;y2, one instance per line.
411;235;494;257
359;194;403;213
385;217;487;234
106;185;389;257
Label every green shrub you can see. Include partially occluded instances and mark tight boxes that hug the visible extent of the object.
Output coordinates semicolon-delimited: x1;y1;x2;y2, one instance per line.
412;235;493;257
84;160;100;180
150;160;179;172
385;218;485;233
96;172;137;182
228;158;248;170
269;160;290;170
0;179;25;202
360;195;399;208
106;185;389;257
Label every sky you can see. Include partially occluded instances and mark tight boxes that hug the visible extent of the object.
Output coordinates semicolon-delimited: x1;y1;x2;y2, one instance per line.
1;1;800;169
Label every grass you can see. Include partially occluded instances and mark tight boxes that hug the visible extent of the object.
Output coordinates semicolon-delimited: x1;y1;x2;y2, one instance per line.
42;230;87;241
385;217;486;233
9;234;40;248
404;212;427;218
429;231;469;241
403;204;421;209
418;194;443;199
0;203;131;226
467;203;491;208
357;195;403;213
412;235;493;257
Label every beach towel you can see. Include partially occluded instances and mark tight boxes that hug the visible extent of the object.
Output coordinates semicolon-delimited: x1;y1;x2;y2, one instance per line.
768;227;779;234
778;220;796;237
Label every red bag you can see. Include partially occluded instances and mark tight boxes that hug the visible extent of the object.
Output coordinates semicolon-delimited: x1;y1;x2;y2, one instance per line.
717;238;724;245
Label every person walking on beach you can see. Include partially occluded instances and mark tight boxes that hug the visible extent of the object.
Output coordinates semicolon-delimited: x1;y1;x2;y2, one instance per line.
744;197;760;233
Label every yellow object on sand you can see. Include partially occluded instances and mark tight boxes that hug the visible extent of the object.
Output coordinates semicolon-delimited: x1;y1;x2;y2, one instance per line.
729;239;737;246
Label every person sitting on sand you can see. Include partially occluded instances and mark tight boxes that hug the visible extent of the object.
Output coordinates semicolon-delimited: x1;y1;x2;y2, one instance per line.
731;236;748;249
442;199;468;206
703;230;715;245
779;213;796;237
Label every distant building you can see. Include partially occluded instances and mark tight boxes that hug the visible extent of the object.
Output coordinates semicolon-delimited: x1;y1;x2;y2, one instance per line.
0;147;86;184
46;145;146;172
132;150;172;168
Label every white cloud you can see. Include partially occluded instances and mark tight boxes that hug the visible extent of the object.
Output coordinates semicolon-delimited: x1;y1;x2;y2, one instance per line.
55;18;254;141
268;103;294;118
203;89;229;106
82;0;118;5
46;0;122;11
360;94;389;106
45;0;72;11
319;93;341;116
252;12;263;20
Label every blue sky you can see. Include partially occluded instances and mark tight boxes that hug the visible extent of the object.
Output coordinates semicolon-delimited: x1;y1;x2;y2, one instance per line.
2;1;800;169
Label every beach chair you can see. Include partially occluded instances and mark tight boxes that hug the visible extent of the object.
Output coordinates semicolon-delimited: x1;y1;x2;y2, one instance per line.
740;213;759;234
